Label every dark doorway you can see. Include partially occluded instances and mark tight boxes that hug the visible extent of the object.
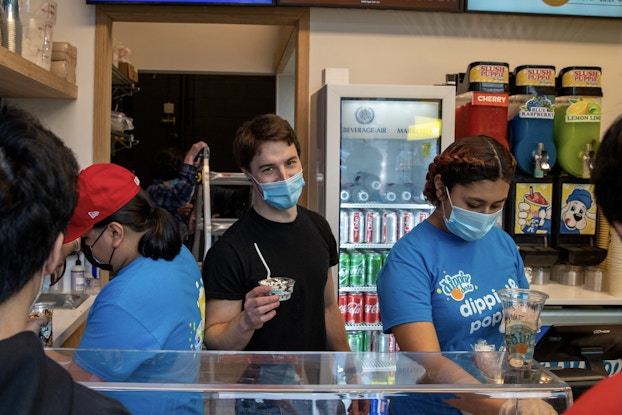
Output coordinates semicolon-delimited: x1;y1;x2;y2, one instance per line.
112;73;276;187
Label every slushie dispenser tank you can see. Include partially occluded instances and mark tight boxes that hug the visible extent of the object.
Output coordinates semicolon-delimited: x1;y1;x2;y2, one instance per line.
508;65;557;178
451;61;510;147
554;67;602;179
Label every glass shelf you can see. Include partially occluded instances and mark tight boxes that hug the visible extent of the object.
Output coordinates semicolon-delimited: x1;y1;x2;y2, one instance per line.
52;349;572;415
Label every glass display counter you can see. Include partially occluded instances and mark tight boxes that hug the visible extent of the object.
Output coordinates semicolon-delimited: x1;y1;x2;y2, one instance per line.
51;349;572;414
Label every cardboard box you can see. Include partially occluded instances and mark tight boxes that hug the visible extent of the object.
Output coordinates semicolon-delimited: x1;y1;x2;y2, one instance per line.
52;42;77;59
118;61;138;83
50;60;76;84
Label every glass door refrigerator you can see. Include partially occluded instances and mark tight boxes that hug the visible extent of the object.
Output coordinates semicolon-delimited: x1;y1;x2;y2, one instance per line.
310;84;456;354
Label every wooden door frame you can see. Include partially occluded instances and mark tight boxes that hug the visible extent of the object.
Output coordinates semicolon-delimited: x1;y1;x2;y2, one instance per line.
93;4;310;205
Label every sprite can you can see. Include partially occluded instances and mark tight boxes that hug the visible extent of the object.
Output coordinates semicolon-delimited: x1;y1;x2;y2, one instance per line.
338;251;350;286
349;251;366;287
366;252;383;286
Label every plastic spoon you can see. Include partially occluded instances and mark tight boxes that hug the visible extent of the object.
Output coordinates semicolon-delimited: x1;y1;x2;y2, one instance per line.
254;243;271;279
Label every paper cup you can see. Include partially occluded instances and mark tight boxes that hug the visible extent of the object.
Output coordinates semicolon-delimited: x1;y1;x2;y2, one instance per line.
259;277;295;301
29;301;55;347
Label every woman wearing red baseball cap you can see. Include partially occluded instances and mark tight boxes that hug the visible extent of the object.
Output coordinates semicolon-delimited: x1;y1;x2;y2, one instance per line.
62;163;205;415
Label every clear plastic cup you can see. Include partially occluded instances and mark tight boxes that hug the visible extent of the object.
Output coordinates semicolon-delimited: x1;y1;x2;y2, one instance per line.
29;301;55;347
497;288;548;370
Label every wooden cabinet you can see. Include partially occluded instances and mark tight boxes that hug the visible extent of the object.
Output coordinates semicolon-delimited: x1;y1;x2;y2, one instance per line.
0;47;77;99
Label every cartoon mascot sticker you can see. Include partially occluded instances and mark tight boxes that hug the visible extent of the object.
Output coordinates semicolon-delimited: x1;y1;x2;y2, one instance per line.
560;188;596;234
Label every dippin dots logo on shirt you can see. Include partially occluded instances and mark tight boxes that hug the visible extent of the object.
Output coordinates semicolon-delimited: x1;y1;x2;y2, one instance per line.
438;271;474;301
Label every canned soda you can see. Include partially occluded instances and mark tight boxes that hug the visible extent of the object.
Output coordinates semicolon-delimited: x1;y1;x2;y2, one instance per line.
346;292;364;325
339;210;349;245
338;251;350;286
370;398;389;415
389;333;397;352
366;252;383;286
348;210;363;243
375;332;391;353
361;330;371;352
338;293;348;322
382;210;398;244
349;251;366;287
347;331;362;352
364;210;382;243
398;210;416;240
364;293;380;324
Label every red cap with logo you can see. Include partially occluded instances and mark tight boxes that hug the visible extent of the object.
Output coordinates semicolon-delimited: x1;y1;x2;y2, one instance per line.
64;163;141;243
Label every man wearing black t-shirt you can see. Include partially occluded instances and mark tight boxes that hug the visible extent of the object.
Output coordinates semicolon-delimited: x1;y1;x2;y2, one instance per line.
202;114;367;415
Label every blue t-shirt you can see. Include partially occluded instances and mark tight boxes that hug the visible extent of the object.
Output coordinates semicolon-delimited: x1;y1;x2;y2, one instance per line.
75;245;205;415
376;220;528;415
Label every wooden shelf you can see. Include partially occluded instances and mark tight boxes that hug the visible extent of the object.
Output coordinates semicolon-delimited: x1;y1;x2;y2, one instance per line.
0;46;77;99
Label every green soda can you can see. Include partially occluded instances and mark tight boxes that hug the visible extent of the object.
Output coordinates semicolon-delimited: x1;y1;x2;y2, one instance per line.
366;252;383;286
338;251;350;287
361;330;372;352
349;251;366;287
347;331;362;352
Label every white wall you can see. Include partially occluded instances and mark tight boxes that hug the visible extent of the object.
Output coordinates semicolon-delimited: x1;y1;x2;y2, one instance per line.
7;2;96;169
309;9;622;130
8;6;622;168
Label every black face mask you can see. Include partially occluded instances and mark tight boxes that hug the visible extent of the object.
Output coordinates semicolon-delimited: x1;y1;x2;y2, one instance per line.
81;228;115;272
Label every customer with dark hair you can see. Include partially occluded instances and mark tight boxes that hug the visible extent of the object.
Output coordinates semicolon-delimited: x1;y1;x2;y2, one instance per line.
0;105;130;414
561;115;622;415
147;141;208;243
63;163;205;415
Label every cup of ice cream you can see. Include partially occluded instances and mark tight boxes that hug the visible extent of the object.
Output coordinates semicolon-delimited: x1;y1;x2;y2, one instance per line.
259;277;295;301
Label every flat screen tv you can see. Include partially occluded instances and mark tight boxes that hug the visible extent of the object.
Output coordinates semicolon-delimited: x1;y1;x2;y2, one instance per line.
534;323;622;377
87;0;274;5
466;0;622;19
277;0;460;11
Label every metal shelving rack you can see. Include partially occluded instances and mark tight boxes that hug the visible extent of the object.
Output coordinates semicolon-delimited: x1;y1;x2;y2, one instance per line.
192;149;251;263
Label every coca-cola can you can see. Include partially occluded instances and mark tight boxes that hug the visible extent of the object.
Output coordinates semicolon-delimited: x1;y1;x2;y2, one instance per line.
398;210;416;240
364;293;380;324
338;293;348;322
346;292;364;325
364;210;382;244
348;210;363;244
382;210;398;244
339;210;349;245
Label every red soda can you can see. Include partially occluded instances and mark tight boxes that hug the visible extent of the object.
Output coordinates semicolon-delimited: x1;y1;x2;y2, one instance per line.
338;293;348;322
346;292;364;325
364;293;380;324
364;210;382;243
348;210;363;243
398;210;416;240
382;210;398;244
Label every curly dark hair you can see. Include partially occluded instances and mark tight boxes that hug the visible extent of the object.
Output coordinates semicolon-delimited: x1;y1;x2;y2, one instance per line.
423;135;517;206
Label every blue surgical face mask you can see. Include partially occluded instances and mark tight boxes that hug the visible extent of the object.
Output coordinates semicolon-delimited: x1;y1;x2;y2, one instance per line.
442;188;503;241
252;170;305;210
